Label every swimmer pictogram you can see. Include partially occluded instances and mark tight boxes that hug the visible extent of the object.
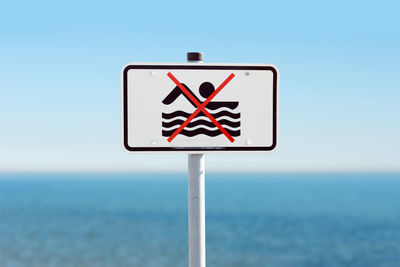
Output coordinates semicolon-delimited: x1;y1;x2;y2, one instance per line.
162;72;240;142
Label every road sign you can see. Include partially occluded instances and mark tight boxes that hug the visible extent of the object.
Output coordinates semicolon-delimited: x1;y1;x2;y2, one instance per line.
122;63;279;152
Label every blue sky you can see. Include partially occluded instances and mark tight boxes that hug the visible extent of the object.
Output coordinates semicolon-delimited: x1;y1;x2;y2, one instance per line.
0;0;399;172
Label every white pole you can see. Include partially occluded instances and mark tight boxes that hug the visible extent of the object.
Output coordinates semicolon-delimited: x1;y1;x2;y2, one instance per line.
187;52;206;267
188;153;205;267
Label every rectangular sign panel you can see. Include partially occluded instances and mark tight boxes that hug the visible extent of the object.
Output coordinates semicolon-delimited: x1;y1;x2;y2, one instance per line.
122;63;279;152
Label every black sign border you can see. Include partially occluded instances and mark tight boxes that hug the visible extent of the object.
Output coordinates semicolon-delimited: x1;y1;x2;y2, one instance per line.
123;64;278;152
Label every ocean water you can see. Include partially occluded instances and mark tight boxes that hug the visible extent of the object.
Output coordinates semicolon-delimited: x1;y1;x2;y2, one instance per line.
0;173;400;267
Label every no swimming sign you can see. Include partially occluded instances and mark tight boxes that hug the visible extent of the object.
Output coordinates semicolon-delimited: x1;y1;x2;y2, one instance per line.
122;63;279;152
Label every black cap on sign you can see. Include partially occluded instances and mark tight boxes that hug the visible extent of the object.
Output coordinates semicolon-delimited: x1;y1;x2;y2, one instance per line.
187;52;204;62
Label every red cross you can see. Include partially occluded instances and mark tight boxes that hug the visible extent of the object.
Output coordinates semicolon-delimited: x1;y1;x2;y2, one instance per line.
166;72;236;143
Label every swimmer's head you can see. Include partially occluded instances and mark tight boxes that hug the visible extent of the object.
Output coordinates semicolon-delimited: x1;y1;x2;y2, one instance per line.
199;82;215;98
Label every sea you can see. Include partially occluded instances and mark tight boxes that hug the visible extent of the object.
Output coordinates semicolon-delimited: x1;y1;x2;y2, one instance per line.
0;173;400;267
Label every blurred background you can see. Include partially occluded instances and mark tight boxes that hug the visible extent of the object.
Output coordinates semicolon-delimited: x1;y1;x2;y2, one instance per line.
1;0;399;266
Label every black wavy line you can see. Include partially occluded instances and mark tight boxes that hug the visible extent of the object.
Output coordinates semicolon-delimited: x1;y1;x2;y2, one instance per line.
162;119;240;129
204;102;238;110
162;110;241;120
162;128;240;137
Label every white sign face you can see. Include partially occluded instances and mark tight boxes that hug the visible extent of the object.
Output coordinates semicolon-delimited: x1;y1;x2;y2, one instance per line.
122;63;279;152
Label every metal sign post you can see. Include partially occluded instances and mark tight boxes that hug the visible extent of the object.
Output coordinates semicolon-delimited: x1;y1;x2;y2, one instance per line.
187;52;206;267
188;153;205;267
